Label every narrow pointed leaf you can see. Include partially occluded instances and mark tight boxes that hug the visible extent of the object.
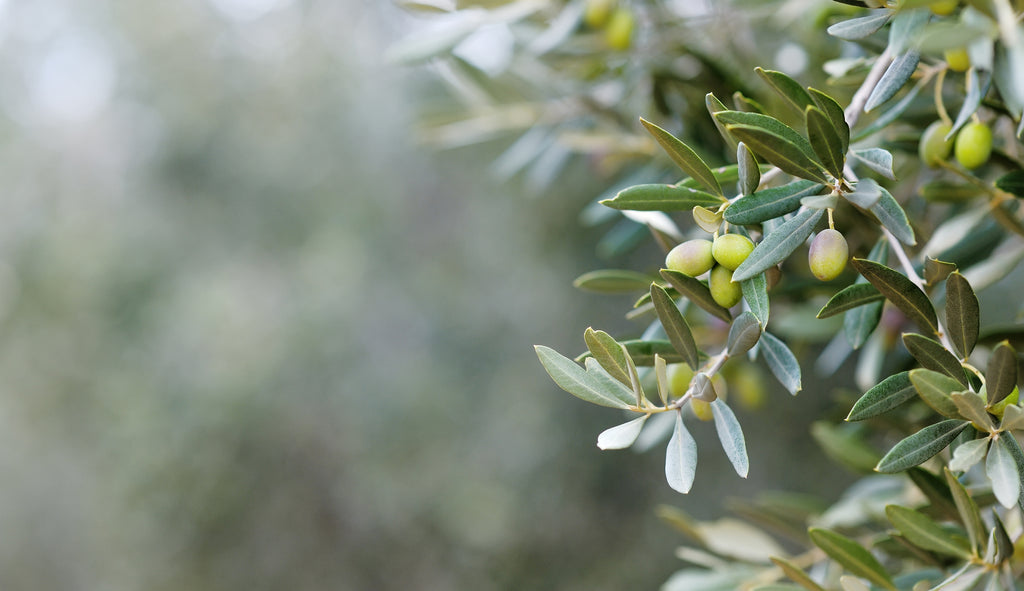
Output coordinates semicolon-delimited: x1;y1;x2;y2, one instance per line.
711;400;748;478
733;208;824;282
737;142;760;196
865;50;921;112
827;10;892;40
910;368;966;419
582;339;686;366
573;269;655;293
844;240;889;349
724;180;823;225
988;434;1021;508
808;528;896;591
903;334;968;386
666;412;698;493
715;112;823;160
851;258;937;334
806;106;845;180
655;355;669;406
985;341;1018;406
756;67;813;115
760;331;801;395
584;327;631;386
536;345;632;409
999;431;1024;509
870;186;916;245
651;284;701;370
601;184;724;211
741;273;769;326
727;311;762;356
597;415;649;450
706;92;739;151
876;419;970;473
944;467;986;556
660;269;733;323
992;512;1014;564
770;557;826;591
951;392;995;432
723;124;830;184
851;148;895;180
818;283;884;319
884;505;972;559
640;118;722;197
809;88;850;155
847;371;916;421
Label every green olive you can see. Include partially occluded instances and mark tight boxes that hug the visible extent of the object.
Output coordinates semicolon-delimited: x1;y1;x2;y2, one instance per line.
918;120;955;167
808;229;848;281
668;364;694;398
605;7;634;51
944;47;970;72
954;121;993;170
929;0;959;15
709;265;742;308
666;239;715;277
583;0;616;29
711;234;755;271
690;399;714;421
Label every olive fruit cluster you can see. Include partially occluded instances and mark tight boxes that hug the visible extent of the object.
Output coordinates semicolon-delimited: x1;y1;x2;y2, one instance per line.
919;119;993;170
665;234;753;308
583;0;634;50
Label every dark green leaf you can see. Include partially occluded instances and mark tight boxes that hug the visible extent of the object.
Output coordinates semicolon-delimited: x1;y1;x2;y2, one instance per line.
884;505;972;559
903;334;968;387
640;118;723;196
651;284;701;370
760;331;801;395
847;371;916;421
601;184;724;212
618;340;685;365
770;557;825;591
943;467;986;557
722;124;830;184
573;269;654;293
996;170;1024;199
714;111;826;176
946;272;980;359
535;345;633;409
924;258;958;286
809;88;850;156
826;10;892;40
666;411;697;493
850;148;895;180
741;273;769;326
727;311;762;356
660;269;733;323
865;50;921;112
988;434;1021;509
870;185;916;245
755;67;813;115
851;258;937;334
808;528;896;591
986;341;1018;406
711;400;748;478
724;180;823;225
737;142;760;196
910;368;966;419
805;105;845;180
733;208;824;282
876;419;970;473
584;327;631;386
817;283;884;319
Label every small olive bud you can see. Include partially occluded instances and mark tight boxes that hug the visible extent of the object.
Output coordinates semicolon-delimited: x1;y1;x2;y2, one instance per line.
665;239;715;277
709;265;742;308
711;234;755;271
808;229;848;281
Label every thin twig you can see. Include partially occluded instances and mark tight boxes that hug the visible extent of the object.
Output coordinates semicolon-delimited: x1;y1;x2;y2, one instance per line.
845;48;893;129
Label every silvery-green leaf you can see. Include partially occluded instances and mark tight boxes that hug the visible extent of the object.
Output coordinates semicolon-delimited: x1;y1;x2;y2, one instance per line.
877;419;970;473
948;69;992;140
808;528;896;591
949;437;989;472
951;391;995;432
666;412;698;493
870;185;916;245
865;50;921;112
711;400;748;478
727;311;762;356
732;208;824;282
1000;405;1024;431
888;7;929;55
885;504;972;559
573;269;656;293
844;178;882;209
724;180;823;225
602;184;725;212
827;10;892;41
910;368;965;419
741;273;769;326
853;75;927;141
655;354;669;406
584;358;639;407
847;371;916;421
987;434;1021;508
536;346;633;409
851;149;896;180
756;67;813;115
597;415;649;450
801;193;838;210
760;331;802;395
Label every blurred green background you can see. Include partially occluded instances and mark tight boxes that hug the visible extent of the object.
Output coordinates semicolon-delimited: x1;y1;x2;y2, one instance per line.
0;1;858;589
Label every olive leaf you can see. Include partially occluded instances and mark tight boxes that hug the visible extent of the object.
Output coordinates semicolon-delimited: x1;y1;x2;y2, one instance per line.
711;400;748;478
597;415;649;450
584;327;631;386
573;269;656;293
760;331;801;395
985;341;1018;406
737;142;760;196
727;311;761;356
944;467;987;556
945;272;980;359
661;269;733;323
724;180;823;225
924;258;958;286
844;239;888;349
755;67;813;115
902;333;968;387
666;412;698;493
987;434;1022;509
864;50;921;112
733;208;824;282
847;371;916;421
910;368;965;419
817;283;884;319
809;88;850;155
876;419;970;473
602;184;725;212
741;273;769;326
808;528;896;591
536;345;633;409
714;111;829;183
651;284;701;371
826;10;892;40
806;105;845;180
640;118;723;197
884;505;972;559
850;258;937;334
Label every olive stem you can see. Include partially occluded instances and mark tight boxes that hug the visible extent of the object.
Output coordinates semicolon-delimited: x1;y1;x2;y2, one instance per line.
827;208;835;230
934;67;952;127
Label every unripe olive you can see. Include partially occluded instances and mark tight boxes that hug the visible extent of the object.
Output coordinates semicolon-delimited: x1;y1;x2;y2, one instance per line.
808;229;848;281
605;7;634;51
711;234;755;271
690;399;714;422
668;364;694;398
930;0;959;15
583;0;616;29
954;121;993;170
728;364;767;411
709;265;742;308
918;120;955;167
944;47;970;72
665;239;715;277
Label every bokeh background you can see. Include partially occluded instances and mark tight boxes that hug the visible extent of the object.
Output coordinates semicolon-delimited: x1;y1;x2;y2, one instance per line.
0;1;863;590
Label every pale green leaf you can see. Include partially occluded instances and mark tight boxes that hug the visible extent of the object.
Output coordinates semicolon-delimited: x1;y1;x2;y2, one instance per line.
851;148;895;180
756;67;813;115
910;368;965;419
597;415;649;450
737;141;760;196
827;10;892;40
948;69;992;140
584;327;631;385
951;391;995;432
601;184;724;212
944;467;986;556
535;345;633;409
949;437;989;472
573;269;655;293
666;412;698;493
870;185;916;245
741;273;770;326
843;177;882;209
770;557;825;591
584;358;639;407
727;311;762;357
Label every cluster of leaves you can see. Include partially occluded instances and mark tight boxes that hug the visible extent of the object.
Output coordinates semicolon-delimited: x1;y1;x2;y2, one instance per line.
401;0;1024;589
